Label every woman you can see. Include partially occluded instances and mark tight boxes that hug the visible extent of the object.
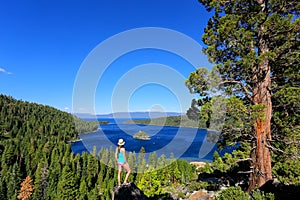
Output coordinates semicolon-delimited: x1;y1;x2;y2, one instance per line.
115;138;131;186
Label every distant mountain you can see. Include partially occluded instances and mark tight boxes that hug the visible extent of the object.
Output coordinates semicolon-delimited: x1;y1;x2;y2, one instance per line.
73;113;98;119
96;112;182;119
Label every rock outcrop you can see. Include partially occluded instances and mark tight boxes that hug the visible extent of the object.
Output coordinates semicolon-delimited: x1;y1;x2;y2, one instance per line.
189;189;214;200
112;182;148;200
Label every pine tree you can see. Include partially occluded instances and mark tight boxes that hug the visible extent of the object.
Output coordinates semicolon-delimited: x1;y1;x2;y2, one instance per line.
156;154;167;169
177;159;196;183
1;141;15;166
187;0;299;192
127;151;137;174
74;154;82;180
17;176;34;200
166;161;181;185
0;178;7;200
87;187;98;200
32;161;48;200
148;151;158;169
7;163;22;200
56;166;78;200
79;178;88;200
137;147;147;174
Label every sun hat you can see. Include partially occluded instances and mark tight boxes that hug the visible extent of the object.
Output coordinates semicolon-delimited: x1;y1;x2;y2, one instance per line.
118;138;125;146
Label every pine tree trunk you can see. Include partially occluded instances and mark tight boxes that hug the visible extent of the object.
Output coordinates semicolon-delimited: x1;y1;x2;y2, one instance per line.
248;22;273;192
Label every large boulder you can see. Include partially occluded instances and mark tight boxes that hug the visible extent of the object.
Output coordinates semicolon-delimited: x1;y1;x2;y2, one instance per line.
112;182;148;200
258;179;300;200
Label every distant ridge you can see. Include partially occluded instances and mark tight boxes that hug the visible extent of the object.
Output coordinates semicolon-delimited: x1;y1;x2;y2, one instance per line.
97;112;182;119
74;112;182;119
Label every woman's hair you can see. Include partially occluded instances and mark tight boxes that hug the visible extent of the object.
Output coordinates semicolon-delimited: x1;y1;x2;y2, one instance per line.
116;145;123;156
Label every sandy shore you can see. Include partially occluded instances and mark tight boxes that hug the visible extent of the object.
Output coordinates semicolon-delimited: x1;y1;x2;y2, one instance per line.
190;161;209;168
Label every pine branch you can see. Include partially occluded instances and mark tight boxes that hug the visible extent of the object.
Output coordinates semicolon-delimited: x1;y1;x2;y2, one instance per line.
266;144;300;158
269;26;296;38
235;158;253;163
219;80;253;103
268;137;300;145
237;170;253;174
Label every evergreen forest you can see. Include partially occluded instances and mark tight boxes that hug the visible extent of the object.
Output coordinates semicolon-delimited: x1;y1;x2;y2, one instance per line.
0;94;197;200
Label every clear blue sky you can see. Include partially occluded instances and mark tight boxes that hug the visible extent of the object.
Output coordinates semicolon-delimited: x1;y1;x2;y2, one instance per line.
0;0;212;114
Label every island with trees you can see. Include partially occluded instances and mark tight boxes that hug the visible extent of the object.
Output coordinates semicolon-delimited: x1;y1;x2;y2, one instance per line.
133;130;151;140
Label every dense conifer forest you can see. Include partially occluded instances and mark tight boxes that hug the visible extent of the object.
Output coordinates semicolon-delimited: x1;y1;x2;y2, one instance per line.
0;94;197;199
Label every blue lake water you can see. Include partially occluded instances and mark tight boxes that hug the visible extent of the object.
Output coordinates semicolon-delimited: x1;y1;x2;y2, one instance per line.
71;119;238;162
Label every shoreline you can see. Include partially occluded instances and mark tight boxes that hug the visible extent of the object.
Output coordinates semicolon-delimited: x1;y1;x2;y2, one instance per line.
68;138;82;143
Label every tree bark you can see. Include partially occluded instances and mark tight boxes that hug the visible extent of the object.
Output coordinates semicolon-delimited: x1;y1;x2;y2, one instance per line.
248;23;273;192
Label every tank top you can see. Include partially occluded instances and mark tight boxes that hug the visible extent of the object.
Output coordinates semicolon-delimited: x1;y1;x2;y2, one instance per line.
118;149;126;163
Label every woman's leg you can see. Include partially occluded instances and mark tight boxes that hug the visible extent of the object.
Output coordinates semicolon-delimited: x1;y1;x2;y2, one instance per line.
123;163;131;184
117;164;122;186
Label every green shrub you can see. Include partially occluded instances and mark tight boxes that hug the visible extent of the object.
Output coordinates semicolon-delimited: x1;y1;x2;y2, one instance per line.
177;191;185;199
251;190;275;200
215;186;248;200
187;181;209;191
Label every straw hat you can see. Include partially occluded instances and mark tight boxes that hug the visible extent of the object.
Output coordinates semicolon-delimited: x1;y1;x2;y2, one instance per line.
118;138;125;146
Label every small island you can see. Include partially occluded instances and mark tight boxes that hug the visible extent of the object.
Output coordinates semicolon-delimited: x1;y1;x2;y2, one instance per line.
133;130;151;140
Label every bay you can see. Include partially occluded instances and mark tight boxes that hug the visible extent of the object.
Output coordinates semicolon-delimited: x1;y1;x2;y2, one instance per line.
71;119;238;162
